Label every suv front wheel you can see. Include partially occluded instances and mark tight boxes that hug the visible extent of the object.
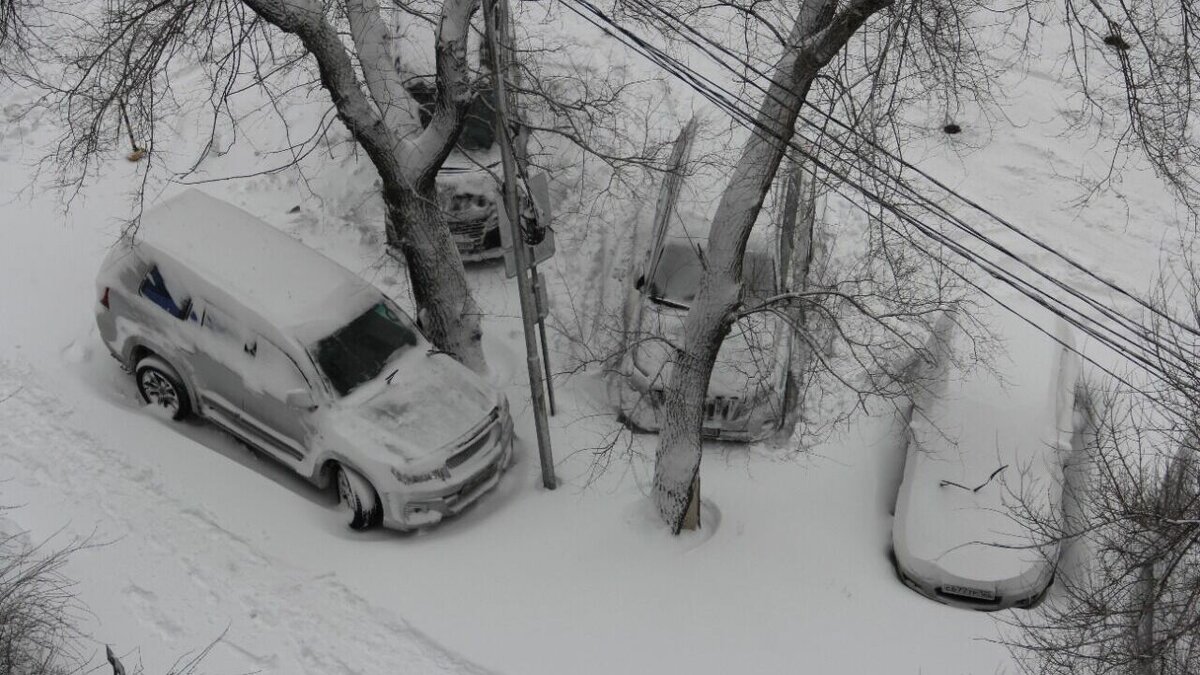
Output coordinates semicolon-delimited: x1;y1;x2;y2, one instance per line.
336;464;383;531
135;356;191;421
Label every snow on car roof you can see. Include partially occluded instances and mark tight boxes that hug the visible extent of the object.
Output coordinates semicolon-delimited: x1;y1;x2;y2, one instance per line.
133;189;379;336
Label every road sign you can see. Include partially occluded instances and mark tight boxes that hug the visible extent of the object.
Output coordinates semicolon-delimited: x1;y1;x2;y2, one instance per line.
500;172;555;278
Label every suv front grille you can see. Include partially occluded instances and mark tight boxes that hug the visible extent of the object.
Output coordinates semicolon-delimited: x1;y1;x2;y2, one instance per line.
704;396;741;422
439;186;498;253
446;407;500;469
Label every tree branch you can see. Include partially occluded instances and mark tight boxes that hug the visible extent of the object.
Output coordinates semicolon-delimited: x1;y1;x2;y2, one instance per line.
345;0;422;134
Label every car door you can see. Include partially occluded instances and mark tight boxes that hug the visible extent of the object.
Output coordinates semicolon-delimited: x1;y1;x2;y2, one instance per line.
639;117;698;301
238;336;314;464
189;300;255;432
623;118;698;363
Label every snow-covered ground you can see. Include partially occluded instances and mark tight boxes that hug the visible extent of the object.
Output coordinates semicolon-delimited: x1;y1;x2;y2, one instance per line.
0;10;1191;675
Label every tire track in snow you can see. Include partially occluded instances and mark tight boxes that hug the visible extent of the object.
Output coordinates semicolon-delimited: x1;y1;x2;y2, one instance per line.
0;358;498;675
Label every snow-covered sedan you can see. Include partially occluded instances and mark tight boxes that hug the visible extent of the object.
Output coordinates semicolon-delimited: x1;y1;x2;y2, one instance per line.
892;305;1081;610
94;189;514;531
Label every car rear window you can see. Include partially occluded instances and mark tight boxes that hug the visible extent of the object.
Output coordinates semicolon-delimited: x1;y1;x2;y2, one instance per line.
139;265;191;319
650;243;776;307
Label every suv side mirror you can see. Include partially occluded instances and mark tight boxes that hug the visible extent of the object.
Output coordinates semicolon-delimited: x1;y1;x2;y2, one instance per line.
285;389;316;410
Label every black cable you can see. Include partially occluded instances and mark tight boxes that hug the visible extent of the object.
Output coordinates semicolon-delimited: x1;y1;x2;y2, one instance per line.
560;0;1191;378
602;0;1196;381
558;0;1189;407
618;0;1200;342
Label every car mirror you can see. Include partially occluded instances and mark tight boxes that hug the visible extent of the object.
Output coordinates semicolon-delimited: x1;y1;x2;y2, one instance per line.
285;389;316;410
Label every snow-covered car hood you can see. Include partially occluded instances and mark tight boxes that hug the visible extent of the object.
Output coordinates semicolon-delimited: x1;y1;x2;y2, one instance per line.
894;414;1062;585
322;352;497;465
633;300;783;397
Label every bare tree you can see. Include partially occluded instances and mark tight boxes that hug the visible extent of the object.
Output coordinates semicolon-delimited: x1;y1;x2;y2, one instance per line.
1059;0;1200;207
10;0;676;373
0;0;37;78
8;0;488;368
604;0;1200;531
1005;261;1200;675
0;524;85;675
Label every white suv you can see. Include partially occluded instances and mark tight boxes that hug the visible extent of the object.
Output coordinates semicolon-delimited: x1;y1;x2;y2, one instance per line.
95;189;513;531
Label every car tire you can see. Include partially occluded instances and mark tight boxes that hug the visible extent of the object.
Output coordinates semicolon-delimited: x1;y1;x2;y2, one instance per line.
135;356;191;421
1018;571;1057;610
335;464;383;531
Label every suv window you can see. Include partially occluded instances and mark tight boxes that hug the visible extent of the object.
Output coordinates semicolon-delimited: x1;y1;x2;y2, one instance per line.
200;303;234;337
406;80;497;151
648;243;777;308
139;265;191;319
251;337;310;396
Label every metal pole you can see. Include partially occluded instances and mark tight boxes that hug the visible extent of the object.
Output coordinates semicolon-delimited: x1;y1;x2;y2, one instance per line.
486;0;555;489
529;263;557;415
499;0;555;416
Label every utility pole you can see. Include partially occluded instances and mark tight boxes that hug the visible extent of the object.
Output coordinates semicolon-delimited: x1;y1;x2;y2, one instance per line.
485;0;556;489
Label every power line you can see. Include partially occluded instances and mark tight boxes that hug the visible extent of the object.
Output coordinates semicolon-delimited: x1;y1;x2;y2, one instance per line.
587;0;1194;379
556;0;1192;404
619;0;1200;343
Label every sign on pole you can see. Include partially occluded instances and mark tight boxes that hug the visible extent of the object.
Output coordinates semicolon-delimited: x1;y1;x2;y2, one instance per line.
500;172;556;278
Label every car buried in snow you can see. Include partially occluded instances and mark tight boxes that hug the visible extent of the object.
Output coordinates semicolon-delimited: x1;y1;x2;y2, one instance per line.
94;189;514;532
609;222;794;442
891;305;1081;610
407;80;507;261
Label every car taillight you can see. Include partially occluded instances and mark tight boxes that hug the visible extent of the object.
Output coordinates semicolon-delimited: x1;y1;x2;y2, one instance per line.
99;287;110;309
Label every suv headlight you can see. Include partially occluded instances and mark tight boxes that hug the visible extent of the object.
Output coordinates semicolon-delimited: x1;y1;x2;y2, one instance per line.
392;465;451;484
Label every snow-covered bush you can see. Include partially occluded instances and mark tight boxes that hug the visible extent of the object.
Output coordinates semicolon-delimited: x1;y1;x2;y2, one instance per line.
0;523;83;675
1009;261;1200;675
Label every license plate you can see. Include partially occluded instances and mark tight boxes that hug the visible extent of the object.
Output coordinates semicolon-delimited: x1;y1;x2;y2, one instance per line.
942;584;995;601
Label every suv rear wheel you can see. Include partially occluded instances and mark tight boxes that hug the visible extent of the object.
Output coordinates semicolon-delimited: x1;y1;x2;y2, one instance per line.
135;356;191;421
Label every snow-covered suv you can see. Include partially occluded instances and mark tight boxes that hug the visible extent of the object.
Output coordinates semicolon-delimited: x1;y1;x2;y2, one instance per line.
94;189;514;531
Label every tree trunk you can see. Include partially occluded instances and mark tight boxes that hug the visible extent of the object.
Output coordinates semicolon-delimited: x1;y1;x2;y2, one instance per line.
778;161;818;439
652;0;891;531
385;185;486;372
242;0;488;372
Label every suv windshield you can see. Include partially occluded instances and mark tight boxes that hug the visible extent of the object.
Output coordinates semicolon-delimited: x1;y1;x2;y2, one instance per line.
310;302;420;396
649;242;776;308
406;81;497;151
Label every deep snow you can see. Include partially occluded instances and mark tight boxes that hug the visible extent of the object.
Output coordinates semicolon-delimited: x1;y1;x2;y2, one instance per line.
0;6;1193;675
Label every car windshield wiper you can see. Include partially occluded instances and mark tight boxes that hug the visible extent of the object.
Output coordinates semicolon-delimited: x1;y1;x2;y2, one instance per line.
939;464;1009;492
649;295;690;310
